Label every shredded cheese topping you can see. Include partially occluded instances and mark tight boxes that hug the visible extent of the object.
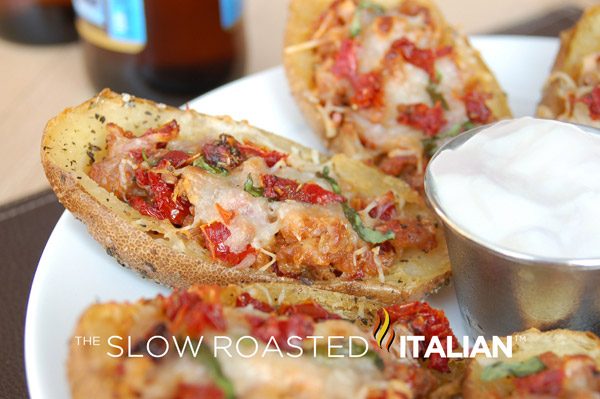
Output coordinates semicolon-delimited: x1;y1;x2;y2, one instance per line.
372;246;385;283
258;247;277;272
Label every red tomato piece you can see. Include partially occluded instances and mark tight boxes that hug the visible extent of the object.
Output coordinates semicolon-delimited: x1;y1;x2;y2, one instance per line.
239;143;287;167
160;150;190;168
200;222;255;266
385;302;457;372
278;302;341;321
464;91;492;124
332;39;382;108
164;290;227;336
397;102;447;136
261;175;345;205
579;85;600;120
248;314;314;351
367;192;398;221
129;170;191;226
388;38;452;80
174;383;225;399
514;369;564;395
332;38;358;79
235;292;274;313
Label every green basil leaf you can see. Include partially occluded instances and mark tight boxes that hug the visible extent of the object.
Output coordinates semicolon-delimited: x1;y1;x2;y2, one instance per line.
141;149;158;167
343;203;395;244
350;1;385;37
244;174;264;197
423;120;477;157
359;0;384;13
349;11;362;37
193;156;229;176
462;120;476;131
316;166;341;194
480;356;545;382
196;345;236;399
426;83;449;110
318;166;394;243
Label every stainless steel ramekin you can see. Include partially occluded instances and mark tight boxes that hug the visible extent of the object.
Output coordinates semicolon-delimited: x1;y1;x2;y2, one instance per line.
424;123;600;339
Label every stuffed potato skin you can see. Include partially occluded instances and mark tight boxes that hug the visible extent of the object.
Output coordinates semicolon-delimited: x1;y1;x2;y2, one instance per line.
463;329;600;398
537;5;600;127
284;0;511;189
69;284;456;399
41;90;451;305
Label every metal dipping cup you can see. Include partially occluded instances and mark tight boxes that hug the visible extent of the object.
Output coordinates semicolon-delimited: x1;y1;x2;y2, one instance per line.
424;123;600;339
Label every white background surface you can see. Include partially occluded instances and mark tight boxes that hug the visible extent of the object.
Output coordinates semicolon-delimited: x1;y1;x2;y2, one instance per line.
25;36;558;399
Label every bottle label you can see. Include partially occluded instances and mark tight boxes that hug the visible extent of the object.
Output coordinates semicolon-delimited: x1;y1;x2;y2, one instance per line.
73;0;146;54
219;0;243;30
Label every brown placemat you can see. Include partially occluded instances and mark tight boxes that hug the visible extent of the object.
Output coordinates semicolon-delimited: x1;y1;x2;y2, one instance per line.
0;190;63;398
2;5;584;399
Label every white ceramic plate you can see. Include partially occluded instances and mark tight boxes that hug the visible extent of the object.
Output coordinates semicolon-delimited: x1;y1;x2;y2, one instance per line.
25;35;558;399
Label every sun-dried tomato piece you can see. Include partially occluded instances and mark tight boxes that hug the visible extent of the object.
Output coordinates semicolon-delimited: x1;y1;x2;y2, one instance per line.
464;91;492;124
200;222;255;266
164;289;226;336
385;302;457;372
278;302;341;321
261;175;346;205
397;102;446;136
235;292;274;313
129;170;190;226
579;85;600;120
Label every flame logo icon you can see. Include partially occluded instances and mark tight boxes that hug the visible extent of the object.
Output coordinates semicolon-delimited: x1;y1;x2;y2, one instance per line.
372;308;395;351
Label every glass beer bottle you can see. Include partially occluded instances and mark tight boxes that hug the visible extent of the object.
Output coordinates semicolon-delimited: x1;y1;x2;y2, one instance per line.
0;0;77;44
73;0;245;104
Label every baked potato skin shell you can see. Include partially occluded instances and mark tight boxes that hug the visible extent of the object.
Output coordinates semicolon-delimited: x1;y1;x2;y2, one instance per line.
41;89;450;305
537;5;600;122
67;283;383;398
283;0;512;156
462;328;600;398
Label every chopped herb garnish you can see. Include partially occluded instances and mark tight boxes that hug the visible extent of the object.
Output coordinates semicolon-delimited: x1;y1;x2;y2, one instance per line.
316;166;341;194
196;346;236;399
359;0;385;13
343;204;395;243
426;83;449;110
141;149;158;167
193;156;229;176
350;1;385;37
480;356;545;382
423;120;476;157
318;166;395;244
243;174;264;197
350;12;362;37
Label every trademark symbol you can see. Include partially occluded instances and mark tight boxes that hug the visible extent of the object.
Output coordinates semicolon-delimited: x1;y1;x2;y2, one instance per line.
514;335;527;343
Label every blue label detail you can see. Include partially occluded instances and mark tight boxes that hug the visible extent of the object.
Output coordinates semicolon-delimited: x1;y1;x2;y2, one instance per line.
106;0;146;44
219;0;243;29
73;0;106;26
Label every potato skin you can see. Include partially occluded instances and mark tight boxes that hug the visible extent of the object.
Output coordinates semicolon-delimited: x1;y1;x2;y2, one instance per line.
67;283;383;398
41;89;451;305
283;0;512;157
537;5;600;123
463;328;600;398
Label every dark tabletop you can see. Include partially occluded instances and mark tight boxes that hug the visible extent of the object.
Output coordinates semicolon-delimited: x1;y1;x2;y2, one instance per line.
1;7;583;399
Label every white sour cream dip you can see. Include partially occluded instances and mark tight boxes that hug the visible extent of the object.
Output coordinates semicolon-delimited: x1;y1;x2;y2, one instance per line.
428;117;600;259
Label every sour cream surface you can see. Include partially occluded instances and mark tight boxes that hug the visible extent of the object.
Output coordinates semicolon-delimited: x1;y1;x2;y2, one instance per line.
428;117;600;259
